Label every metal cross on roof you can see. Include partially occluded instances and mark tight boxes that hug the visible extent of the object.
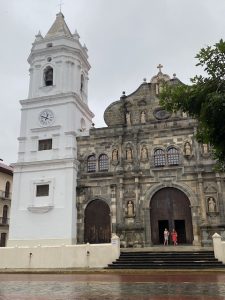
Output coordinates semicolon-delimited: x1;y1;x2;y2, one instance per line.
157;64;163;73
59;0;64;12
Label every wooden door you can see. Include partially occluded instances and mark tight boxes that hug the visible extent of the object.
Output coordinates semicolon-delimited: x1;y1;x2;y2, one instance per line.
84;199;111;244
150;188;193;245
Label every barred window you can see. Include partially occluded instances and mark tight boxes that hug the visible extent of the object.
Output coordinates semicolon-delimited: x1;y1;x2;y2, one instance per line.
87;155;96;173
167;147;179;165
154;149;166;167
99;154;109;171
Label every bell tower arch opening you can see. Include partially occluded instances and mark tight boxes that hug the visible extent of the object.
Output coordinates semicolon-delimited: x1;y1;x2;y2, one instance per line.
150;187;193;245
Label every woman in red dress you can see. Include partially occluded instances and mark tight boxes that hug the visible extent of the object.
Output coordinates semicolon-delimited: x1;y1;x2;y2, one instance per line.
171;229;178;246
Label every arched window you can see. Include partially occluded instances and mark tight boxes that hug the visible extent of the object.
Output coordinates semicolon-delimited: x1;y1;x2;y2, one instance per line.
44;66;53;86
5;181;10;198
87;155;96;173
154;149;166;167
167;147;179;165
2;205;8;224
80;118;86;131
99;154;109;171
80;74;84;92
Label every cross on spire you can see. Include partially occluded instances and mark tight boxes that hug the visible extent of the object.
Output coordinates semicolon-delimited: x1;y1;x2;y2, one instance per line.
58;0;64;12
157;64;163;73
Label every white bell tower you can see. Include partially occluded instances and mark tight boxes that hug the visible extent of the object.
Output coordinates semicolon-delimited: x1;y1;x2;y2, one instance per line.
8;13;94;246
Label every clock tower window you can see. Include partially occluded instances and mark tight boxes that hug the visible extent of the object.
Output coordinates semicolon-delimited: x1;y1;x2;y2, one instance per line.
38;139;52;151
44;66;53;86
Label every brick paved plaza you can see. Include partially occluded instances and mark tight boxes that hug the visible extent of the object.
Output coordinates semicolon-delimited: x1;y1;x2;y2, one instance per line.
0;271;225;299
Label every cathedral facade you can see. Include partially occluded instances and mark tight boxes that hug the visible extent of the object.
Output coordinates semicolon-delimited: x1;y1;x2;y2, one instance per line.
76;70;225;247
9;12;225;249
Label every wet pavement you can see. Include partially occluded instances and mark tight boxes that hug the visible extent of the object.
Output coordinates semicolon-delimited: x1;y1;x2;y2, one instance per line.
0;271;225;299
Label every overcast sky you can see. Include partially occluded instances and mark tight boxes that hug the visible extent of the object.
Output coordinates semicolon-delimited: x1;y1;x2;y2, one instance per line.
0;0;225;165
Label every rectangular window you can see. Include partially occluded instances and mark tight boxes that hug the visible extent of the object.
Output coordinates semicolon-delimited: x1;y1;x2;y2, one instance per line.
38;139;52;151
36;184;49;197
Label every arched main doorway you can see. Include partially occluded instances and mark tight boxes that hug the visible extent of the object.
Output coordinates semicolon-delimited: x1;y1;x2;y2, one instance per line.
150;187;193;245
84;199;111;243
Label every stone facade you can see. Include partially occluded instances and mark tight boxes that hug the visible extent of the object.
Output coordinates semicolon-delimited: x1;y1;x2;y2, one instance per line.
76;70;225;247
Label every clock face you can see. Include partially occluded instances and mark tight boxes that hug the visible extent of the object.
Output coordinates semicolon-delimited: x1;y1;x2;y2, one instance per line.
39;109;54;127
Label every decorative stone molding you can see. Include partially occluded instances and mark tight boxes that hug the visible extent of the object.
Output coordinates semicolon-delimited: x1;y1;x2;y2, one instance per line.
27;205;54;213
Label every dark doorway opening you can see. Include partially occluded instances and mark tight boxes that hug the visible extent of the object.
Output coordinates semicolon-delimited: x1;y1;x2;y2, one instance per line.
158;220;169;244
0;233;6;247
84;199;111;244
174;220;186;244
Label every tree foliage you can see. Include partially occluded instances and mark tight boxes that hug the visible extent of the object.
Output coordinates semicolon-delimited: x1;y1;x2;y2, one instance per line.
160;39;225;169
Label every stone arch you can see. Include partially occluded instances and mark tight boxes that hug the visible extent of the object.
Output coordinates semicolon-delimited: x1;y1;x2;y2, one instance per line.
143;182;198;246
144;182;198;209
84;196;111;211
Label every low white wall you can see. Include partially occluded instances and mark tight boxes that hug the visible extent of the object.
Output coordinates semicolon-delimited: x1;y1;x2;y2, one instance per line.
212;233;225;263
0;235;120;269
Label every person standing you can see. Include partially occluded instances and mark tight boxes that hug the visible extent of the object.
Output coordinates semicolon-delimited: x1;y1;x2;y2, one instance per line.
171;229;178;246
164;228;169;245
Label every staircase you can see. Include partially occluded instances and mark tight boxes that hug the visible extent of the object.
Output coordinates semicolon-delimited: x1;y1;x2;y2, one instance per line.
107;248;225;269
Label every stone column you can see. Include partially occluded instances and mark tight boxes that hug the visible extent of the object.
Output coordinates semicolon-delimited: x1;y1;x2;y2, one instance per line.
134;177;140;220
144;207;152;246
191;204;201;246
197;173;207;222
117;177;123;224
110;184;117;233
216;173;224;222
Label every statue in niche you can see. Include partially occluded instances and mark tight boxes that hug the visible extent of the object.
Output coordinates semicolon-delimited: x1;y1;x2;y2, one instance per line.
140;111;146;124
126;148;133;161
126;112;131;126
127;201;134;217
208;197;216;213
141;146;148;160
202;144;209;154
112;149;118;161
184;142;192;156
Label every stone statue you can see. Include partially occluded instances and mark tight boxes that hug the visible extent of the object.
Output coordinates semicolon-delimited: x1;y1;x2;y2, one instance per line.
126;112;131;126
126;148;132;160
112;149;118;161
127;201;134;217
141;146;148;160
184;142;191;156
140;111;146;124
202;144;209;154
208;197;216;212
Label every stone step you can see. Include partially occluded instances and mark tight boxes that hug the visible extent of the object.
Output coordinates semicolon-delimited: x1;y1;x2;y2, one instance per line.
106;250;225;270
